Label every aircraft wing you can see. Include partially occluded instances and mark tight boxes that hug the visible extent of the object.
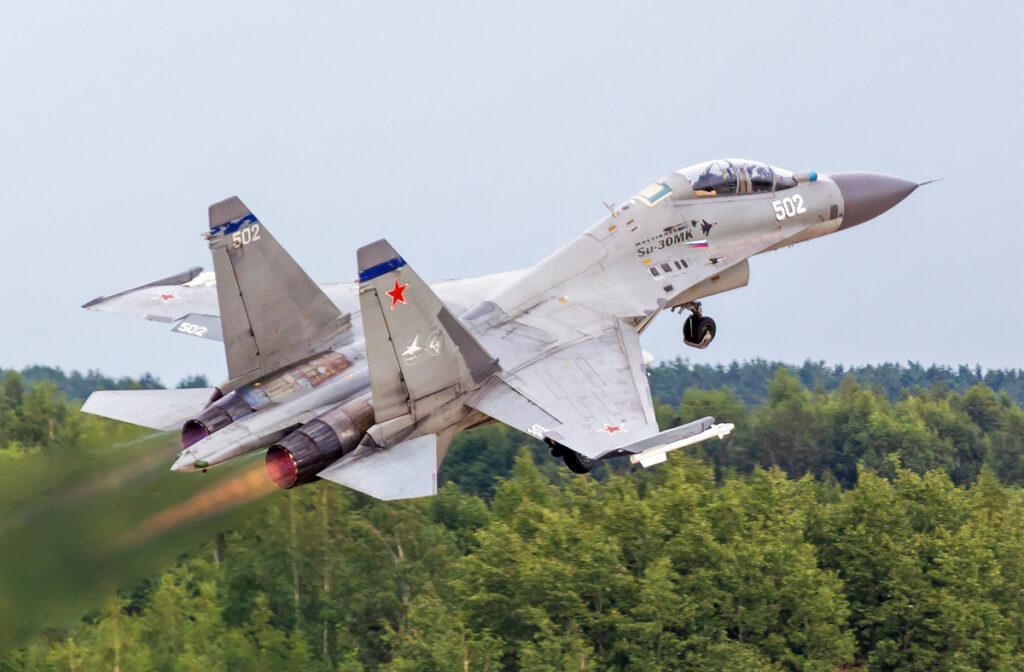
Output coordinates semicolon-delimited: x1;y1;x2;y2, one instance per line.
81;387;217;431
468;318;659;460
82;266;225;341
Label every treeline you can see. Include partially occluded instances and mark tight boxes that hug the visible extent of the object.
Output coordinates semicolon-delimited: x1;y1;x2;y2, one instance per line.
650;358;1024;407
3;362;1023;494
5;457;1023;671
440;369;1024;496
9;358;1024;411
653;369;1024;490
0;366;209;403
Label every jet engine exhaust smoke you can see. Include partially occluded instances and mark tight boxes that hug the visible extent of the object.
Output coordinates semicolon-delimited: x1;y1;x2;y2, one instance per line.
111;462;278;550
0;428;279;654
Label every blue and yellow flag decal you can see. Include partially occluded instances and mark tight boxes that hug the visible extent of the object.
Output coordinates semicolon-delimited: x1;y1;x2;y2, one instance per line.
636;182;672;207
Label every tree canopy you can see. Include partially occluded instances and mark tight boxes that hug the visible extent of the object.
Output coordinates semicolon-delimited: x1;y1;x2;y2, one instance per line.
2;362;1023;670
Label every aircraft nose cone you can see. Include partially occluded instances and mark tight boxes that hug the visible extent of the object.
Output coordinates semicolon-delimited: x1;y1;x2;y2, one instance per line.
830;172;919;231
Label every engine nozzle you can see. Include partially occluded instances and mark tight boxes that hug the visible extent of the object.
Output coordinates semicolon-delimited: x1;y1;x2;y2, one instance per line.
180;391;253;448
265;395;373;489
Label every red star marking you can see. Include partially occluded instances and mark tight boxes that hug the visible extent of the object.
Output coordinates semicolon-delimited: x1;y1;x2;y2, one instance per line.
154;293;179;303
598;424;625;435
384;276;409;311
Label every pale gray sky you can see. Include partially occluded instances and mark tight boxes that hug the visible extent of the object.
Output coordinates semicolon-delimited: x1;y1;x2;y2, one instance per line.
1;1;1021;386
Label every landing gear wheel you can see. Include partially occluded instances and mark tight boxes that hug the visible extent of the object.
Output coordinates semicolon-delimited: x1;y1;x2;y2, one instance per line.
683;315;716;349
547;439;597;474
561;449;596;474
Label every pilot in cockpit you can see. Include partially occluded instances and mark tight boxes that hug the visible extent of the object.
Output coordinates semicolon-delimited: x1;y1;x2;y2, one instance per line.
686;160;738;197
680;159;797;197
745;161;774;193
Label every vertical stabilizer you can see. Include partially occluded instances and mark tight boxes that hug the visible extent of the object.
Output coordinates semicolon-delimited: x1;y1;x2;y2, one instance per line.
356;239;500;425
207;197;350;385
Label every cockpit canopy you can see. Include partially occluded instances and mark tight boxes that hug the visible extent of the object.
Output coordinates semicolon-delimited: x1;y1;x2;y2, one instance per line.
680;159;797;197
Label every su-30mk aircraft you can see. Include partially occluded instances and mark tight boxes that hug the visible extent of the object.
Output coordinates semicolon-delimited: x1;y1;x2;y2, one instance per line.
83;160;923;500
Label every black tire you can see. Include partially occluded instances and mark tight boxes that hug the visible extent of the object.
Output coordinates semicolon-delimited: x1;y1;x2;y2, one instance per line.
683;315;716;348
683;314;697;342
561;449;596;474
695;316;716;343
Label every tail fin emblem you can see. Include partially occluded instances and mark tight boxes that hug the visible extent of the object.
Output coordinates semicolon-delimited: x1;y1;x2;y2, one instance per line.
401;335;423;365
385;276;409;310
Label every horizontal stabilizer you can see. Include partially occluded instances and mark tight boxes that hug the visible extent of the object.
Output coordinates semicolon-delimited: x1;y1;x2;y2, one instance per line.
317;434;438;500
82;266;205;309
81;388;216;431
82;267;220;328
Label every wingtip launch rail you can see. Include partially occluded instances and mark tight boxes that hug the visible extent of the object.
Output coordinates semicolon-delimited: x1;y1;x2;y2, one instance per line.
629;423;735;468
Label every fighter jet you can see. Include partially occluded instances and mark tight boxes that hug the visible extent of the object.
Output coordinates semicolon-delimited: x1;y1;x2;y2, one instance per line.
82;160;922;499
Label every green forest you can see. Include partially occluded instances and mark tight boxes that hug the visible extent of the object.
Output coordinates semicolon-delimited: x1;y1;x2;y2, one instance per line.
2;360;1023;671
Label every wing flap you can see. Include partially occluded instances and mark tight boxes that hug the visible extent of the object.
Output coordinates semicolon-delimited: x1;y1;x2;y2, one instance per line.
467;378;561;440
468;318;657;459
81;388;216;431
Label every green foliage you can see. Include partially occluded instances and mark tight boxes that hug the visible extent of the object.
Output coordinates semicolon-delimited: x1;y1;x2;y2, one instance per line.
439;423;567;499
655;369;1024;489
6;365;166;401
4;362;1024;669
7;455;1023;671
176;374;211;389
809;468;1024;671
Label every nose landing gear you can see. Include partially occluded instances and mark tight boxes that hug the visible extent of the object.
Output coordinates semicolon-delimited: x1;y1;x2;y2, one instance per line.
677;301;716;349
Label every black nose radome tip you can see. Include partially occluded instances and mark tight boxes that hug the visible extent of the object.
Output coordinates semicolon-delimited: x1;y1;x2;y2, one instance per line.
830;172;919;231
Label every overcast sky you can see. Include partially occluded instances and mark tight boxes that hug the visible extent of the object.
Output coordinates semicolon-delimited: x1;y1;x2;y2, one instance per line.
1;1;1021;386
